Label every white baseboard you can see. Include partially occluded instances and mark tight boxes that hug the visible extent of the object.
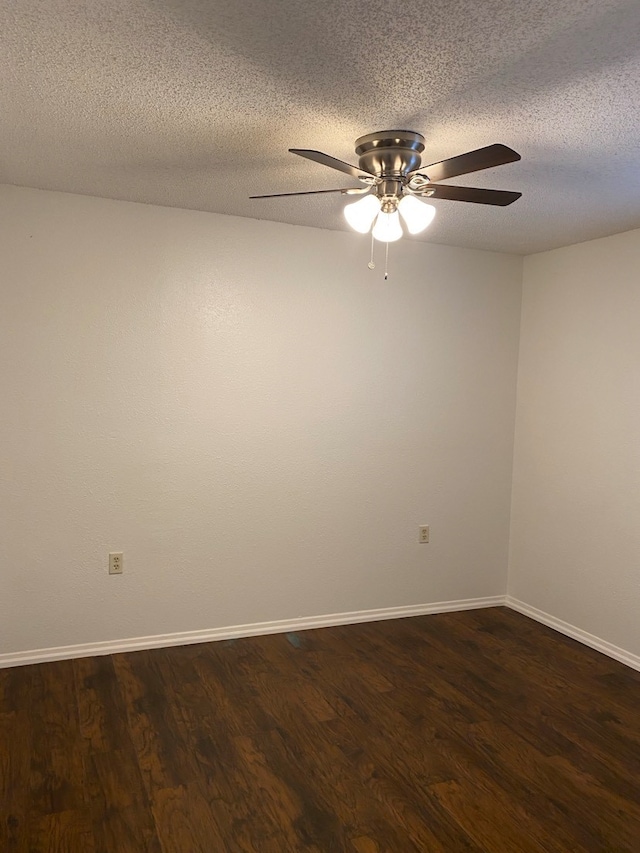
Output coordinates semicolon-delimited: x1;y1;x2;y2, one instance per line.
506;596;640;672
0;594;506;669
5;595;636;673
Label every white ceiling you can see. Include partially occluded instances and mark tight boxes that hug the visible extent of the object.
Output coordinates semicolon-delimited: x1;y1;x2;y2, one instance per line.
2;0;639;254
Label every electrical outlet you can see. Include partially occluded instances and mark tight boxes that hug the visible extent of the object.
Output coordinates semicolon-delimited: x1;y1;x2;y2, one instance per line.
419;525;430;544
109;552;123;574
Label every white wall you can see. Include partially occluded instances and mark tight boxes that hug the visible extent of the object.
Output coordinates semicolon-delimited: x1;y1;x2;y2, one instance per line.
509;228;640;658
0;185;522;657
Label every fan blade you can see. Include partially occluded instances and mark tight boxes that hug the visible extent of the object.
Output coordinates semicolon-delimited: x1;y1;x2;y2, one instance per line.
250;187;369;199
410;144;521;183
415;185;521;206
289;148;375;182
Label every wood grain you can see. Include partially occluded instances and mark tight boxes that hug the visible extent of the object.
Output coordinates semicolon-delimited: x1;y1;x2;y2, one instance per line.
1;607;639;851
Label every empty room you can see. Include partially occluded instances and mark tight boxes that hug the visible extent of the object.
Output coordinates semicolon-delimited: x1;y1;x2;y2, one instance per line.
1;0;639;851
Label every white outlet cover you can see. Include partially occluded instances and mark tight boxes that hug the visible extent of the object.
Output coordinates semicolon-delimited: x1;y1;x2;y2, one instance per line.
109;552;123;574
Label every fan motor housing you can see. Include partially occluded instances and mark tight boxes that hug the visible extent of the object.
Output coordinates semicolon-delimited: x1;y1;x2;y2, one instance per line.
355;130;425;178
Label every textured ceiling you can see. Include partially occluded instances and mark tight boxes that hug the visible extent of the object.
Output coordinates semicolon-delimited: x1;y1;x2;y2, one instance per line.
2;0;639;254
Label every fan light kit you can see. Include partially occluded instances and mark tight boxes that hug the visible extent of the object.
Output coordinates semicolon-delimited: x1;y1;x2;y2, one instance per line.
252;130;521;278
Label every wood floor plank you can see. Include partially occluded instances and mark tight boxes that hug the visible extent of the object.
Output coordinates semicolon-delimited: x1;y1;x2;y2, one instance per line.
2;606;639;851
150;783;229;853
400;613;640;793
84;748;161;853
461;719;628;852
0;711;31;852
112;651;200;793
158;650;287;849
29;660;87;816
443;609;640;750
89;805;162;853
29;809;95;853
0;664;33;713
430;778;545;853
320;712;484;852
437;611;640;800
262;725;424;853
74;655;130;754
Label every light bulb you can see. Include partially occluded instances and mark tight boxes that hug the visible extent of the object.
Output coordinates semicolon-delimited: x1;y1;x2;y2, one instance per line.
372;210;403;242
398;195;436;234
343;194;381;233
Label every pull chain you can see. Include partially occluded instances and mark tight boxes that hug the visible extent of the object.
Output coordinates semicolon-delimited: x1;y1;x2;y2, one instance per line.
384;240;389;280
368;231;375;270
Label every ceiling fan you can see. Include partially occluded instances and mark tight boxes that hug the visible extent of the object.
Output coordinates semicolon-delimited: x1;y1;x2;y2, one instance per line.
251;130;521;244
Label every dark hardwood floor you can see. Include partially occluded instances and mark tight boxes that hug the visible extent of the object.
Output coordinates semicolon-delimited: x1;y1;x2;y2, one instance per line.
1;606;639;852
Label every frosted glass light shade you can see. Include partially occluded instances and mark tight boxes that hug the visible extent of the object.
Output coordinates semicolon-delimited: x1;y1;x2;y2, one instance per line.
372;210;403;242
398;195;436;234
343;194;381;233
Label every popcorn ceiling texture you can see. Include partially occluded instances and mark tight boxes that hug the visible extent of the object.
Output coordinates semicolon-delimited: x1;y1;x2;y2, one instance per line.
1;0;639;254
